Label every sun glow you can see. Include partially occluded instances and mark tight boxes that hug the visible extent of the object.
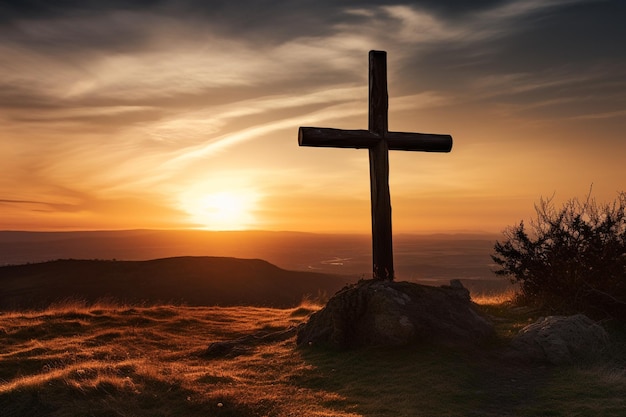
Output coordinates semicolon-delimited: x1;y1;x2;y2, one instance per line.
181;191;259;230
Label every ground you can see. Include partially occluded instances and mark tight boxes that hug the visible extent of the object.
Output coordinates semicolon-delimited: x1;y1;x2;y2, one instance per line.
1;299;624;416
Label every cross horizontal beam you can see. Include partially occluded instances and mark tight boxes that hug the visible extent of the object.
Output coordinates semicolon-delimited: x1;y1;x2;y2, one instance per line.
299;127;453;152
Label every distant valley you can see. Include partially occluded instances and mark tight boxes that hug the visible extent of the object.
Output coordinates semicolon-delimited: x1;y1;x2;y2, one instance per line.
0;230;512;307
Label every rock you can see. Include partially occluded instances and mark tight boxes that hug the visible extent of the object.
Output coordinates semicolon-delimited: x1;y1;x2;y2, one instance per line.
296;279;493;348
509;314;610;365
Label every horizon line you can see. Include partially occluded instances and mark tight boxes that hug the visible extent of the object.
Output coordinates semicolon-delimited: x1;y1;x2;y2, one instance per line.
0;227;501;236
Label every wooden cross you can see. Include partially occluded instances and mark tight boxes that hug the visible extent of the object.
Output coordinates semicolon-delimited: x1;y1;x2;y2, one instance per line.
298;50;453;280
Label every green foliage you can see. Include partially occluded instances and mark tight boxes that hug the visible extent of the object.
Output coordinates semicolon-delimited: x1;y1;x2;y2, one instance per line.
492;191;626;319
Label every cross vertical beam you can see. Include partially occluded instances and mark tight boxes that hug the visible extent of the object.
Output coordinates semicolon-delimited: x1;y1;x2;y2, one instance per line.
368;51;394;280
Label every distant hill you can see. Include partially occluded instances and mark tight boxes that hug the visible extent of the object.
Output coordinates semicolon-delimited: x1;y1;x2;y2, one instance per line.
0;229;501;284
0;257;353;310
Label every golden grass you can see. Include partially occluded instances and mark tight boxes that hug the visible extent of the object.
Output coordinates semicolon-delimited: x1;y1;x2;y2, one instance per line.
470;288;516;305
0;301;356;416
1;297;624;417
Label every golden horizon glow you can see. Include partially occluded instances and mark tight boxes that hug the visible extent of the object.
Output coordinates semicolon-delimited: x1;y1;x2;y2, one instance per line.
179;189;260;231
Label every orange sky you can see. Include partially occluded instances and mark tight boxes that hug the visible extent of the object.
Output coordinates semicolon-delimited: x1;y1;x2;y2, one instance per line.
1;1;625;234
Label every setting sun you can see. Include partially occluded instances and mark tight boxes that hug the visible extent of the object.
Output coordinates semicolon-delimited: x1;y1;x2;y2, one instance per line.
181;191;259;230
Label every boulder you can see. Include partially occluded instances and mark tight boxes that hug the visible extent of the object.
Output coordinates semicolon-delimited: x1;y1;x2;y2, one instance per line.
296;279;493;348
509;314;610;365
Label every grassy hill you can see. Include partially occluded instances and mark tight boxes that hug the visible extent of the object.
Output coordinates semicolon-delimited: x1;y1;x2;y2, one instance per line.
0;257;352;310
0;300;624;416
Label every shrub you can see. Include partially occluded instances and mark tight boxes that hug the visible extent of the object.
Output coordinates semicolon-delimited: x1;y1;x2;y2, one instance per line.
491;191;626;319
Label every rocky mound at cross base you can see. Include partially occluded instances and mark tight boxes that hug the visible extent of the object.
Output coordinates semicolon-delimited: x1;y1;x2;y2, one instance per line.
297;279;493;348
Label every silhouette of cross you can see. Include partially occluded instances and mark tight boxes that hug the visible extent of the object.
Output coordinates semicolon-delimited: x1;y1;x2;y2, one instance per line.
298;50;453;280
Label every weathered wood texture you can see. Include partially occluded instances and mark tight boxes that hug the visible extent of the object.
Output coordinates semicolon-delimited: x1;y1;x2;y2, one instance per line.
298;128;452;152
368;50;394;281
298;50;452;281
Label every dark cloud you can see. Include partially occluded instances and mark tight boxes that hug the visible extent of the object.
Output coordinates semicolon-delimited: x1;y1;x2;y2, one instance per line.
2;1;623;96
0;198;47;205
2;0;623;126
395;1;626;111
394;0;506;17
497;1;626;70
0;85;58;110
0;13;152;55
0;0;504;20
0;0;163;21
0;0;507;44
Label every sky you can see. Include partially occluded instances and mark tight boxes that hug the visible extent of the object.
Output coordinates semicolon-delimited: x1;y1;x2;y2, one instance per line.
1;0;625;234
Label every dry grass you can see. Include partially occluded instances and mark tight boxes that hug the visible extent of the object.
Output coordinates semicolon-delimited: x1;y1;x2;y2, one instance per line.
470;289;516;305
0;300;345;416
1;297;624;417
